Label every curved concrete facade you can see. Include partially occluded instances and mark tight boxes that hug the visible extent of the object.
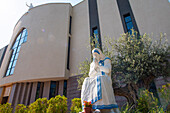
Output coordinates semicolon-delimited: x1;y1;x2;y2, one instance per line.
0;3;90;86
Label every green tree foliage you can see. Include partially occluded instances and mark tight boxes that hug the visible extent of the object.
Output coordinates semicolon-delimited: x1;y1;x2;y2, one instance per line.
70;98;82;113
0;103;13;113
102;30;170;85
47;95;67;113
28;98;48;113
77;59;90;90
15;104;28;113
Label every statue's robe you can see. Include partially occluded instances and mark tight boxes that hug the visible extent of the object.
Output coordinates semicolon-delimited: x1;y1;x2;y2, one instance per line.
81;57;118;110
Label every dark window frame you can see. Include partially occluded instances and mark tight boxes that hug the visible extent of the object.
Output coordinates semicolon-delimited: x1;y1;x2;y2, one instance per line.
67;37;71;70
69;16;72;35
49;81;59;99
63;80;67;97
35;82;44;100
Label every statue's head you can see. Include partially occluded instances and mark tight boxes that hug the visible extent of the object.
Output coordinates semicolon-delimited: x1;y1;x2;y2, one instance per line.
92;48;105;61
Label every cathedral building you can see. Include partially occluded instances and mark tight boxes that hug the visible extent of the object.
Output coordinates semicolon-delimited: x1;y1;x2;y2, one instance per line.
0;0;170;109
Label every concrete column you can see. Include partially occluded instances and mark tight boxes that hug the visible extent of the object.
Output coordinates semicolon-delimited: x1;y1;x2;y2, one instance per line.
0;87;4;104
25;83;32;105
13;83;22;108
14;83;23;107
8;84;18;106
0;87;3;96
20;83;28;104
30;82;38;104
42;81;51;100
58;80;64;96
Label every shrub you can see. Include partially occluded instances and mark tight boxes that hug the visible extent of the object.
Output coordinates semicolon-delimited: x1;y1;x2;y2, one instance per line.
136;89;162;113
0;103;13;113
158;83;170;112
47;95;67;113
70;98;82;113
15;104;28;113
28;98;48;113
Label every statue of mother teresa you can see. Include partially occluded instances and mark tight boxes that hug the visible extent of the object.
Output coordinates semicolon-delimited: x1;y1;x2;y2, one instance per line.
81;48;120;113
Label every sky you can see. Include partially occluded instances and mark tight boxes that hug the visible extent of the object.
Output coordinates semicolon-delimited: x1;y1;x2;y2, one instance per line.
0;0;83;49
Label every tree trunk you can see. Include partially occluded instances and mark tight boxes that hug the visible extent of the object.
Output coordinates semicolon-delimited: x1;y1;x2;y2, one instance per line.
113;75;156;107
114;85;135;106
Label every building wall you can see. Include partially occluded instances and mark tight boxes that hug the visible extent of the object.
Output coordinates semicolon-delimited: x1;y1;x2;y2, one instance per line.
70;0;91;76
97;0;124;42
0;48;5;61
0;46;8;68
129;0;170;42
0;3;72;86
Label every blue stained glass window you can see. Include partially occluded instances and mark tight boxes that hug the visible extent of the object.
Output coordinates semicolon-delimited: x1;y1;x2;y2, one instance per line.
92;27;100;48
15;53;19;60
125;16;131;23
8;62;13;69
124;14;134;34
10;68;15;75
11;55;15;61
16;34;22;41
5;28;28;77
17;46;21;52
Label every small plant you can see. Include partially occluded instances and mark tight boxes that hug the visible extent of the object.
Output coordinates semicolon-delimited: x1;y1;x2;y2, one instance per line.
0;103;13;113
83;101;92;108
136;89;162;113
15;104;28;113
70;98;82;113
47;95;67;113
158;83;170;112
28;98;48;113
121;103;134;113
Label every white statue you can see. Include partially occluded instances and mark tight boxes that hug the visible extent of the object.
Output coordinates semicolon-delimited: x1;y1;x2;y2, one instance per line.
26;3;33;10
81;48;120;113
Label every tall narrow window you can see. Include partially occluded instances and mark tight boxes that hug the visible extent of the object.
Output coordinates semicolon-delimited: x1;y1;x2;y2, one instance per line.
35;82;44;100
49;81;59;99
63;80;67;97
69;16;72;35
67;37;71;70
92;27;100;48
124;13;134;34
5;29;28;76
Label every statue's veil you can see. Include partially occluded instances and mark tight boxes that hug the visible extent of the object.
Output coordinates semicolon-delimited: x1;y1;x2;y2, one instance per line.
92;48;106;60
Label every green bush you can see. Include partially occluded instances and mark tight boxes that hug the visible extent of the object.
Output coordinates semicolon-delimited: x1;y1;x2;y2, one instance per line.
136;89;163;113
158;83;170;112
28;98;48;113
70;98;82;113
0;103;13;113
121;90;166;113
47;95;67;113
15;104;28;113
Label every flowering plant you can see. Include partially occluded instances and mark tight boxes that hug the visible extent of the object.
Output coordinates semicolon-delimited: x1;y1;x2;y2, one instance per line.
84;101;92;108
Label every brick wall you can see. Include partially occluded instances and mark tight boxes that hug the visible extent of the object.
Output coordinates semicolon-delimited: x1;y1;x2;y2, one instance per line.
67;75;81;110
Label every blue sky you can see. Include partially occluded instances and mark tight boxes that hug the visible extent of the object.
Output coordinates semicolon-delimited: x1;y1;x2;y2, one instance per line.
0;0;83;49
